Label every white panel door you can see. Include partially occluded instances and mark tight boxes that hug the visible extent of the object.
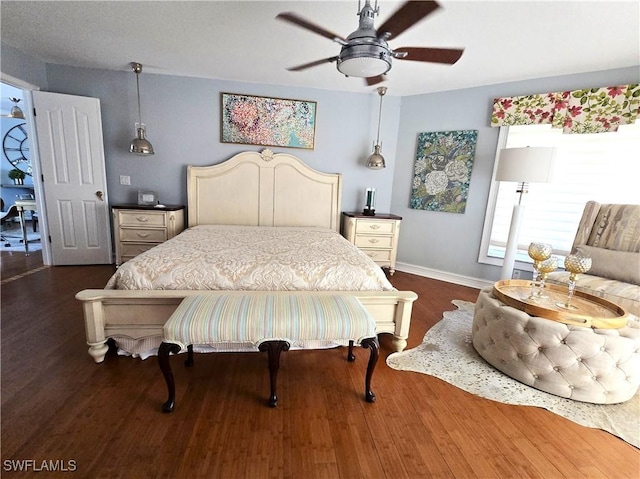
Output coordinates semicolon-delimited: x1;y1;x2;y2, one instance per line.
32;91;112;265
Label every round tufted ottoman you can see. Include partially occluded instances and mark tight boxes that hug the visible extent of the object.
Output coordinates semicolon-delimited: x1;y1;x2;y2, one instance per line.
472;287;640;404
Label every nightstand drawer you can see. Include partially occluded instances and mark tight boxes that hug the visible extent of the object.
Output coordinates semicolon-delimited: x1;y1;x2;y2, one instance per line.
120;242;160;257
355;220;395;235
362;249;392;262
118;210;168;227
354;235;393;249
119;228;167;243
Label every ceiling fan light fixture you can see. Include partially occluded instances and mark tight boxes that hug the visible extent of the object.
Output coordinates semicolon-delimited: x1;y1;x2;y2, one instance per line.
338;56;390;78
337;42;391;77
129;62;154;156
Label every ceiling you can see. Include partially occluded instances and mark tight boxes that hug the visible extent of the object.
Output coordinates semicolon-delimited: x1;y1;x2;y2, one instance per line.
1;1;639;97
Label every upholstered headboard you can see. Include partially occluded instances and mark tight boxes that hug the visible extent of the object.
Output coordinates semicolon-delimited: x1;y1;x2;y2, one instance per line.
187;149;342;231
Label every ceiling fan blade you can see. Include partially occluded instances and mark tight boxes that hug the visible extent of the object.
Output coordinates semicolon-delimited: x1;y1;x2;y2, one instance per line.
365;75;386;86
394;47;464;65
377;1;441;41
287;57;339;72
276;12;346;43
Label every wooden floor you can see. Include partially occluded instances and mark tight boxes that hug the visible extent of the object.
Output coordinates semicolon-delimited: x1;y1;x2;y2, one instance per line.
1;256;638;478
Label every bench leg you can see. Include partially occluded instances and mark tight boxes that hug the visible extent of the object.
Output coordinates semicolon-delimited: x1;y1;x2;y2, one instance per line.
361;337;379;403
258;340;290;407
158;342;182;413
185;345;194;367
348;340;356;362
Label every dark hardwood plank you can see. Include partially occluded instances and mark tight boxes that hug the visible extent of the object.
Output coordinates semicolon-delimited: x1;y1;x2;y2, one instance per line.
1;265;638;478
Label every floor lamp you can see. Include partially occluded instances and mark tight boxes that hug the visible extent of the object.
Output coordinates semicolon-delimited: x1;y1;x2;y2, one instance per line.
495;147;557;280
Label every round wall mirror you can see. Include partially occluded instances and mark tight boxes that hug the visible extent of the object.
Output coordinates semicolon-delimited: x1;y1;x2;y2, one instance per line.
3;122;32;176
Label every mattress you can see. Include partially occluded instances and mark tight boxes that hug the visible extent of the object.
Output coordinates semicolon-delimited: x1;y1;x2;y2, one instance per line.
106;225;394;292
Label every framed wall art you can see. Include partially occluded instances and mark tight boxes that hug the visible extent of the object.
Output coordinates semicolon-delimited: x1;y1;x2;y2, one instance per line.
221;93;317;149
410;130;478;214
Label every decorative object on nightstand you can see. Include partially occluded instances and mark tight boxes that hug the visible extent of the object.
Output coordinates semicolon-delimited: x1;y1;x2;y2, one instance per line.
112;204;185;265
495;146;556;280
137;189;159;206
129;62;154;156
363;187;376;216
342;211;402;275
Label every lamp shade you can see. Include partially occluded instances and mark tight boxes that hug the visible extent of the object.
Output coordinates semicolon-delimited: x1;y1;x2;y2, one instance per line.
365;144;385;169
338;56;390;78
130;126;154;155
496;147;556;183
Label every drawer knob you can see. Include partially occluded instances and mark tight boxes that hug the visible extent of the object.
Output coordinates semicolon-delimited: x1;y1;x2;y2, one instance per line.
136;232;150;238
136;216;150;222
369;224;381;230
368;238;379;244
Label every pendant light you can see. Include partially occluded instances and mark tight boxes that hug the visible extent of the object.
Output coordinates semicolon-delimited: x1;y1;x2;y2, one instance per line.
366;86;387;169
129;62;154;155
6;97;25;119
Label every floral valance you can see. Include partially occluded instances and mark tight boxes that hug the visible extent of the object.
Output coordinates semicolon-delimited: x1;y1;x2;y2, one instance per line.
491;84;640;134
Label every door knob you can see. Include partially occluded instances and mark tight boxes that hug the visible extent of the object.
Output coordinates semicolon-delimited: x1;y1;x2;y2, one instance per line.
96;191;104;201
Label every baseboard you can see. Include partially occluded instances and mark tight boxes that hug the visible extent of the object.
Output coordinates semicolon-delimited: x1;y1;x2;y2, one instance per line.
395;262;493;290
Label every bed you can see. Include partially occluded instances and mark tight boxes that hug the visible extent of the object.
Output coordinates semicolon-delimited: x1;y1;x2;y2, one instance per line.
76;149;417;362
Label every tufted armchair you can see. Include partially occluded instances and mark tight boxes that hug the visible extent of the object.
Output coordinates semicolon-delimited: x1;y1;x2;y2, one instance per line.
472;287;640;404
547;201;640;316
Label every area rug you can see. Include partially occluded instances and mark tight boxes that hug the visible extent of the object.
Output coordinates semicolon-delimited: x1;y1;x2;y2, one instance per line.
1;229;41;253
386;300;640;449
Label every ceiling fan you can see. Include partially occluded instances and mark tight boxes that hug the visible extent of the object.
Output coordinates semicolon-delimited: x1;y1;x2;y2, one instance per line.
276;0;464;86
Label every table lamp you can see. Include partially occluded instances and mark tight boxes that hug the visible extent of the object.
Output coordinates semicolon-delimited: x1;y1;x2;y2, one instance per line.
495;146;556;280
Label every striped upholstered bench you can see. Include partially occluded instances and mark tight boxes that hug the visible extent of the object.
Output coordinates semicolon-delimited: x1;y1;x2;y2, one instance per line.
158;293;379;412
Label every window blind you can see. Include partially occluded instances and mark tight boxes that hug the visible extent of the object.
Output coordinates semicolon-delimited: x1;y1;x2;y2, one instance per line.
487;123;640;261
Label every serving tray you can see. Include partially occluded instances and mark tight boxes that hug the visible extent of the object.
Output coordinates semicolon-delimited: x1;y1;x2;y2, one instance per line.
492;279;628;329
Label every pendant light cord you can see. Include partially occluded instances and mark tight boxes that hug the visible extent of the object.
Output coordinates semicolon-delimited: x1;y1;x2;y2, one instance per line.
375;94;382;144
375;86;386;145
135;71;143;127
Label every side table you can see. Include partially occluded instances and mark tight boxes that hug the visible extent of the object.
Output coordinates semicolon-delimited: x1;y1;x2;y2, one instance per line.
342;212;402;275
112;204;185;266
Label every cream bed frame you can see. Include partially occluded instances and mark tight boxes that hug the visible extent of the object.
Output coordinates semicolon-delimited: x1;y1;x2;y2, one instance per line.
76;150;417;363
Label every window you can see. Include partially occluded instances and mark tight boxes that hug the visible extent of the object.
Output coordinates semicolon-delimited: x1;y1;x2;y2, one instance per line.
479;122;640;269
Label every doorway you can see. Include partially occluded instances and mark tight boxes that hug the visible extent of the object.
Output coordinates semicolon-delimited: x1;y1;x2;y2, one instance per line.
1;80;43;271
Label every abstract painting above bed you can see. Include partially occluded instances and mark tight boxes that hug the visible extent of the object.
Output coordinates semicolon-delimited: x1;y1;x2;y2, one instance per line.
106;225;394;292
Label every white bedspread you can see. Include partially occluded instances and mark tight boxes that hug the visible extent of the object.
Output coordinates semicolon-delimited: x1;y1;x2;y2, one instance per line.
106;225;394;291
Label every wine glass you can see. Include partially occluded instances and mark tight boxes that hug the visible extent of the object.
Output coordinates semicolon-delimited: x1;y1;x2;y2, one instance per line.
528;242;553;299
536;256;558;298
557;254;592;309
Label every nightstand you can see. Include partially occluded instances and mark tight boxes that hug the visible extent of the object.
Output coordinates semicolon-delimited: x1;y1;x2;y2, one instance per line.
112;204;185;266
342;212;402;275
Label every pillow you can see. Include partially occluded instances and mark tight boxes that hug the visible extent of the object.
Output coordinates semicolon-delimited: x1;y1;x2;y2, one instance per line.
575;245;640;285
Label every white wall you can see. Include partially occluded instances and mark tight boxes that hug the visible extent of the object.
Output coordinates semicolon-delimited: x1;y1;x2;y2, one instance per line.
0;44;48;89
43;64;401;215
